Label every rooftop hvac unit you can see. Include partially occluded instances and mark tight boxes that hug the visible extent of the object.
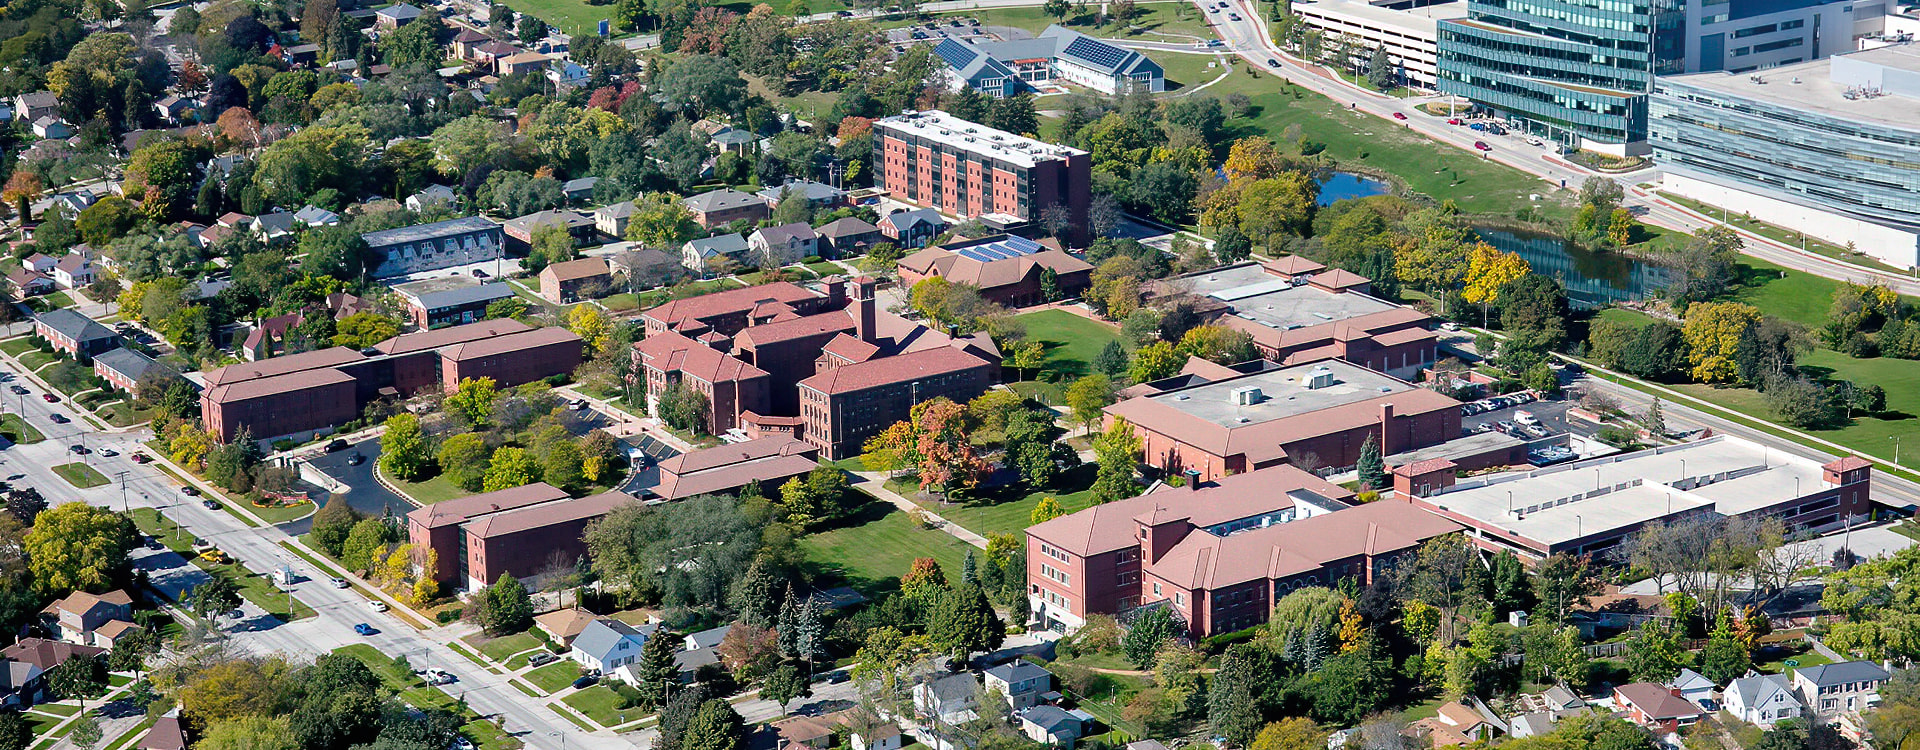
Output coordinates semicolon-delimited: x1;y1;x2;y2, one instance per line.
1305;367;1335;389
1230;386;1263;405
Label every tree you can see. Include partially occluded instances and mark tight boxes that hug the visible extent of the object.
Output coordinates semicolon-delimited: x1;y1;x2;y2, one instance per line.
542;441;586;493
1093;340;1130;379
635;628;681;710
477;573;534;635
1044;0;1071;18
437;433;493;492
762;664;808;714
0;712;30;750
68;716;101;750
680;700;747;750
1179;325;1256;364
1701;617;1750;685
1129;340;1185;383
483;448;542;491
1461;243;1530;326
1683;302;1762;383
378;414;431;482
915;400;987;497
1031;497;1068;525
1532;553;1599;623
190;576;243;623
928;583;1005;662
1091;417;1142;503
197;718;298;750
446;377;500;429
1355;433;1385;490
1065;375;1115;437
626;193;703;248
46;653;105;702
1123;607;1180;669
331;313;399;348
1251;718;1327;750
517;13;548;44
24;503;135;595
1624;621;1687;683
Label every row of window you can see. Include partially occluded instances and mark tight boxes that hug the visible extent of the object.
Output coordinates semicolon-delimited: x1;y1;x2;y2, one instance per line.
1040;563;1071;585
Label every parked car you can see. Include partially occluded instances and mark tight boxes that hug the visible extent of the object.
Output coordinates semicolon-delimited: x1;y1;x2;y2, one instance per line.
68;444;87;454
132;453;152;463
571;675;598;690
1514;410;1539;426
180;485;200;496
1447;118;1462;125
325;439;350;453
202;499;220;510
346;453;365;466
1392;112;1408;120
354;623;375;636
99;449;117;457
1470;122;1486;131
528;653;558;667
1497;420;1516;433
9;385;28;395
1476;422;1493;433
41;393;56;402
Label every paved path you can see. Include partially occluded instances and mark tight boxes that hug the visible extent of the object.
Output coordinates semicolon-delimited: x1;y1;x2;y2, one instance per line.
849;470;989;548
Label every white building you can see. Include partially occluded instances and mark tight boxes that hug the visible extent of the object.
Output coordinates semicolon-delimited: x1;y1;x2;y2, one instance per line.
1292;0;1466;88
1724;673;1804;728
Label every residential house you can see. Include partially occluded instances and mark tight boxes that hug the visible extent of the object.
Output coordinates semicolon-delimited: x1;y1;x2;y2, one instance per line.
243;313;305;360
498;51;553;76
472;41;523;71
1405;701;1500;747
913;673;979;725
281;44;321;65
7;269;53;298
52;253;93;288
815;217;882;257
22;254;54;274
853;724;902;750
94;347;166;393
769;710;902;750
35;309;119;358
375;3;422;28
32;117;72;139
684;188;770;229
534;608;599;647
880;208;947;248
1614;683;1706;733
538;257;613;303
563;177;599;203
571;618;656;674
757;179;846;210
138;715;188;750
39;590;133;647
983;661;1052;710
0;659;45;708
1017;706;1091;747
407;184;460;212
14;91;57;123
748;223;818;265
294;205;342;227
452;29;492;59
595;201;635;237
0;639;105;684
647;437;820;501
503;209;596;252
1725;673;1804;729
154;96;195;124
683;233;752;272
1792;661;1892;718
1671;669;1717;709
548;61;590;89
253;211;299;243
217;212;254;230
711;129;758;155
684;624;732;652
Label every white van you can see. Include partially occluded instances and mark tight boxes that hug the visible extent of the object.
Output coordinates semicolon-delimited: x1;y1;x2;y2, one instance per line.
1514;410;1539;426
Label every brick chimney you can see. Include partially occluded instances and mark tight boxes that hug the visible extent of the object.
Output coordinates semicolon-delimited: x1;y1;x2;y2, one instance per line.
824;275;846;308
854;276;877;343
1378;402;1396;455
1184;468;1201;491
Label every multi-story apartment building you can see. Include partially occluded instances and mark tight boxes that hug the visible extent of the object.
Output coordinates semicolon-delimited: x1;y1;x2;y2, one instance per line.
1437;0;1862;151
798;346;998;459
1104;358;1462;481
632;329;774;435
1025;465;1459;635
361;216;504;278
1651;44;1920;268
872;111;1093;245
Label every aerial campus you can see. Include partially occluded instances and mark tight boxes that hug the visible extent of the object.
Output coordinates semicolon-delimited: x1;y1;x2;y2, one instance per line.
8;0;1920;749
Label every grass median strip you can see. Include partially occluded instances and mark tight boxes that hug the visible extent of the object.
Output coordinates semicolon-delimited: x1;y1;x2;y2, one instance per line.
0;414;43;443
53;462;109;488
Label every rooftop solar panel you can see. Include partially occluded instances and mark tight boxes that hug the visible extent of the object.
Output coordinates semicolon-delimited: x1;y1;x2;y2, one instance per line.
1063;35;1130;72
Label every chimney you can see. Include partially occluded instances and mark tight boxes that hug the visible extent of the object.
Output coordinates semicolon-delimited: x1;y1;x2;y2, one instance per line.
1379;403;1395;455
1185;468;1201;490
824;275;846;308
854;276;877;344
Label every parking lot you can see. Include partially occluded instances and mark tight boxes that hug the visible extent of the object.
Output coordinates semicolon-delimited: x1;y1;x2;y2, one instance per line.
1459;391;1581;441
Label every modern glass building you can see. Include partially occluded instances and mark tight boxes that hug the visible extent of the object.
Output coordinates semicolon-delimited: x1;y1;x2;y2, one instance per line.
1437;0;1867;150
1649;44;1920;268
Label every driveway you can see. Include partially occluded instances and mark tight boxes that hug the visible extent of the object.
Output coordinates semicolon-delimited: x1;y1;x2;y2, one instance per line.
282;436;414;535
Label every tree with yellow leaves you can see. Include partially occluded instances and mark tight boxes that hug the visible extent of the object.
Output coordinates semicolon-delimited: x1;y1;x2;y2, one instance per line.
1461;243;1531;327
1337;597;1364;653
410;549;439;606
168;422;216;468
1682;301;1760;383
568;305;613;358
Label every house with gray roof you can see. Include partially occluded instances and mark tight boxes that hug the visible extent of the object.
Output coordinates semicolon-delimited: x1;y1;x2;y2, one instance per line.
1792;661;1892;718
13;91;57;123
253;211;299;243
294;205;341;227
683;188;769;229
913;673;979;725
711;129;759;155
1017;705;1092;747
815;217;882;257
396;282;516;329
376;3;422;28
933;25;1164;97
361;216;503;278
406;184;460;212
756;180;846;210
1726;672;1802;728
571;618;658;674
93;347;166;393
594;201;636;237
683;233;751;272
563;177;599;203
984;660;1052;709
748;222;818;266
881;208;947;248
34;309;119;358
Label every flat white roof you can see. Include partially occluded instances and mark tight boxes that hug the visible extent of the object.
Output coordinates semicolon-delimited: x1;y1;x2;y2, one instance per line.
1292;0;1465;37
1422;435;1837;548
874;110;1088;169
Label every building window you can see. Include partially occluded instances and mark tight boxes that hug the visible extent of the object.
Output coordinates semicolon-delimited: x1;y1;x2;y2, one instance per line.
1152;582;1162;596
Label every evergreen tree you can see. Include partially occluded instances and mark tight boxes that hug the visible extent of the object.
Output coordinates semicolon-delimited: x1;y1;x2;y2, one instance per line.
1355;433;1385;490
1093;340;1130;379
928;583;1005;663
635;629;681;710
679;700;746;750
776;583;801;657
793;596;825;667
961;550;978;586
1208;645;1264;747
1122;607;1179;669
730;557;784;628
655;686;713;750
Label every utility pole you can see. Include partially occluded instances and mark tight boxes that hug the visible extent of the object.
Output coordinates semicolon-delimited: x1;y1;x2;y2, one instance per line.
116;470;129;512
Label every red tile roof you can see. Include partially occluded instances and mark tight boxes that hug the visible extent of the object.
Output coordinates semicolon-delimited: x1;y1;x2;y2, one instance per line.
465;491;632;538
1393;458;1458;477
821;333;880;364
1615;683;1705;721
1824;456;1873;472
139;717;187;750
376;319;532;356
733;311;855;349
633;330;769;384
1028;464;1349;557
658;436;816;475
439;326;582;361
405;482;571;529
205;367;355;403
1311;269;1371;290
1261;255;1325;276
640;282;818;331
653;438;821;500
201;347;366;387
797;346;992;395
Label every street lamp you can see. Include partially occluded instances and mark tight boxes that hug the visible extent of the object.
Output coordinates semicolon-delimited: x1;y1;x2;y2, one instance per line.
1892;435;1901;467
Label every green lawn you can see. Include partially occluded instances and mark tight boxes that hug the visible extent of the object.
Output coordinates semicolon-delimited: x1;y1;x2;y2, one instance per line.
0;413;44;443
905;464;1098;539
498;0;608;37
30;704;78;718
395;474;472;505
0;337;34;356
52;462;109;488
805;260;848;278
99;402;155;428
633;278;746;311
19;350;55;371
1198;63;1571;219
526;660;585;694
237;497;317;524
562;685;637;728
336;644;427;690
463;719;524;750
43;292;73;309
797;498;975;593
602;293;640;312
473;632;543;663
1012;309;1126;403
195;556;317;621
1659;192;1903;273
40;360;96;396
1671;347;1920;466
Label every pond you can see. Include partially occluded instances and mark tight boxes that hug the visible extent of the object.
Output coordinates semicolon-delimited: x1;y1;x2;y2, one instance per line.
1474;228;1673;310
1318;172;1391;205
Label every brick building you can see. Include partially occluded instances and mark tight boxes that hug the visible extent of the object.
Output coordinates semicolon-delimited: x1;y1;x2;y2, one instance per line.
34;309;119;358
872;111;1093;245
1103;358;1461;482
1025;464;1459;636
438;327;584;390
538;257;613;303
683;189;771;229
203;367;360;443
404;483;628;591
93;348;164;393
406;483;570;588
896;235;1092;307
649;437;821;501
393;281;516;329
1153;261;1436;381
639;281;834;338
632;330;773;435
798;346;997;459
361;216;503;279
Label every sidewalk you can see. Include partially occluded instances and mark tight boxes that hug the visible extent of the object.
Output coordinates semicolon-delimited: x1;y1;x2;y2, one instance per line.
849;470;989;549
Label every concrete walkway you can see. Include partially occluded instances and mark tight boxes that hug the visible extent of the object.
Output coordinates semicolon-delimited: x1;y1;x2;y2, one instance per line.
849;470;989;549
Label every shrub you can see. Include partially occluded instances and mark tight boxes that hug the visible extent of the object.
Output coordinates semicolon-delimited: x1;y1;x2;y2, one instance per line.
272;439;296;452
437;608;464;624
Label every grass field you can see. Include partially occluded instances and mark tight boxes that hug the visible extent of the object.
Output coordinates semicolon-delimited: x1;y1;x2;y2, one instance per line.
602;293;640;312
19;351;54;371
526;660;585;694
562;685;636;727
632;278;746;312
128;508;196;555
1010;309;1126;403
498;0;612;37
196;555;317;621
53;462;108;488
1659;192;1903;273
473;632;543;663
336;644;425;689
100;402;155;427
797;497;975;593
0;337;34;357
0;414;44;443
904;464;1098;539
925;2;1216;40
41;361;95;396
395;474;474;505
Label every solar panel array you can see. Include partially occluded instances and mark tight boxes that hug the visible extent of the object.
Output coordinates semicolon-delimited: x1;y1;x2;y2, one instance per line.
953;235;1045;263
934;38;978;70
1062;36;1130;72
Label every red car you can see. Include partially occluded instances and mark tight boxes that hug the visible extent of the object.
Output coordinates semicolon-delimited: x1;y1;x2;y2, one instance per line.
41;393;57;402
1447;118;1463;125
1392;112;1408;120
1474;141;1492;151
132;453;152;464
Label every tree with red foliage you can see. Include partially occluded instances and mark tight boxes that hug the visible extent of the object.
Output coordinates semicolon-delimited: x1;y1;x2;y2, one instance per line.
915;399;986;498
837;116;872;141
678;7;738;54
588;86;620;111
178;60;209;96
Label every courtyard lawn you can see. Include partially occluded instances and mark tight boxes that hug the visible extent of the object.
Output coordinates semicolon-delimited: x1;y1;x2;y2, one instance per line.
0;337;34;356
562;685;636;728
797;498;974;593
1011;310;1127;402
19;351;54;371
0;414;44;443
395;474;475;505
906;464;1099;539
633;279;745;311
53;462;109;489
601;293;640;312
499;0;610;37
100;402;155;428
526;660;585;694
